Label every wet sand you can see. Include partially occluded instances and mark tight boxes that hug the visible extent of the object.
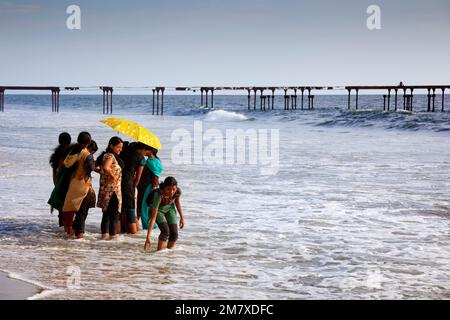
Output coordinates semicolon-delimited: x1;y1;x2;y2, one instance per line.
0;271;40;300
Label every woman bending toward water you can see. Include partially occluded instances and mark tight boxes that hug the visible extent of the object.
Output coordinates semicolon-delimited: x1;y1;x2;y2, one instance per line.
144;177;185;252
97;137;124;240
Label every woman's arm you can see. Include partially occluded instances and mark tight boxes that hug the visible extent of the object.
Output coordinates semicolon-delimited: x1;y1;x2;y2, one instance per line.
135;165;143;187
102;157;117;183
175;197;185;229
144;208;159;252
152;175;159;190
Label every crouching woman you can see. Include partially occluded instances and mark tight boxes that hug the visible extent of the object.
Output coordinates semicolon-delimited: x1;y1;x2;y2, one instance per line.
144;177;185;252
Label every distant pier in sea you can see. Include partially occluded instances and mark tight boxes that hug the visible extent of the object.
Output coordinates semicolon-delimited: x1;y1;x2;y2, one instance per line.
0;84;448;115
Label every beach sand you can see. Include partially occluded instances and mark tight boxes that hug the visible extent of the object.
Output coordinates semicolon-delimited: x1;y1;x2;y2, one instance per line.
0;271;40;300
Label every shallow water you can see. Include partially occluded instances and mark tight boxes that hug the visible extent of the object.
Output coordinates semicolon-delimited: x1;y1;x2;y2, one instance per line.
0;95;449;299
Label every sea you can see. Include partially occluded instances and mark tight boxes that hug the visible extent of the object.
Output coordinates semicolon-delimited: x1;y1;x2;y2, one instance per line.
0;94;449;299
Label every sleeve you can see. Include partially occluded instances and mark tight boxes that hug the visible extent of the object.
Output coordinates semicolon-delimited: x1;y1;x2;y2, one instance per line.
85;154;95;174
151;191;161;210
104;153;113;161
140;157;147;166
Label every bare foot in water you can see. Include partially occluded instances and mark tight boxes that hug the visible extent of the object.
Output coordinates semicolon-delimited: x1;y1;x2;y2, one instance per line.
101;234;110;240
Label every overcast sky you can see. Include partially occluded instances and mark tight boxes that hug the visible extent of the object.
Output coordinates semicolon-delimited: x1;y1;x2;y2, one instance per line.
1;0;450;88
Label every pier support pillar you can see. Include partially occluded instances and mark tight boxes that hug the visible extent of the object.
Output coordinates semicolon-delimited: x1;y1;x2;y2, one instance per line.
403;89;407;111
101;87;113;114
52;89;55;113
432;89;436;112
153;87;164;116
347;89;351;110
355;89;359;110
410;89;414;112
309;95;315;109
152;89;155;115
201;88;204;107
211;88;214;110
301;88;305;110
394;89;398;111
307;88;312;109
442;88;446;112
383;95;387;111
294;89;298;110
51;89;60;113
387;89;391;111
406;95;412;111
260;89;264;111
427;88;431;112
156;89;160;115
247;89;251;111
161;87;165;116
0;88;4;112
271;88;275;110
284;89;288;110
253;88;257;111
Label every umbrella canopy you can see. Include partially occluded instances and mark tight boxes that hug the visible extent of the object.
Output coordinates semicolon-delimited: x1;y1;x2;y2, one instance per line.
100;117;162;150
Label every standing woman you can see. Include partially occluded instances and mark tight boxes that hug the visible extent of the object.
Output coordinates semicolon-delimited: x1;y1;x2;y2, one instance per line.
97;137;124;240
61;132;94;237
136;146;164;230
120;142;146;234
48;132;72;227
49;132;72;185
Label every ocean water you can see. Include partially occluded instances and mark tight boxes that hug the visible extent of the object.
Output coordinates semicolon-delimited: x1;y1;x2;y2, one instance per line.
0;94;449;300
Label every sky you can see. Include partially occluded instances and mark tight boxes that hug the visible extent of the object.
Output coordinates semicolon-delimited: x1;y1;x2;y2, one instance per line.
1;0;450;89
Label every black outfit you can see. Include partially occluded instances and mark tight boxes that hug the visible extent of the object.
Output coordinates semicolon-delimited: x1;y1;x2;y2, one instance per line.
121;150;144;210
101;192;120;236
72;154;97;236
73;188;96;236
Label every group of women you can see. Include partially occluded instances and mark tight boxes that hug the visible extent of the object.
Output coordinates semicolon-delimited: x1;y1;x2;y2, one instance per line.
48;131;185;251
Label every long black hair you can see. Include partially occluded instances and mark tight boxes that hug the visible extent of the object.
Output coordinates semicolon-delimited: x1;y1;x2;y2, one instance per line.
49;132;72;169
144;145;159;160
68;132;92;155
97;136;124;168
121;141;146;160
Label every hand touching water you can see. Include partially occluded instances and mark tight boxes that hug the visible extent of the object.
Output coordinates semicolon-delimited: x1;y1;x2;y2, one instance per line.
144;238;151;252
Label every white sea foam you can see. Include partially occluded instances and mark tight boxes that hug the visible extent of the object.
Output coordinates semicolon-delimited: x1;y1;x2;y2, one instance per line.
204;110;249;122
0;108;449;299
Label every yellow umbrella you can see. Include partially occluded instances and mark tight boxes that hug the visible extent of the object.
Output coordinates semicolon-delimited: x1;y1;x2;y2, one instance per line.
100;117;162;150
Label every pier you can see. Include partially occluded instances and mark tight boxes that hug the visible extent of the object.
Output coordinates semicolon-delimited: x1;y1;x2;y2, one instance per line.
0;86;61;113
0;84;448;114
346;85;449;112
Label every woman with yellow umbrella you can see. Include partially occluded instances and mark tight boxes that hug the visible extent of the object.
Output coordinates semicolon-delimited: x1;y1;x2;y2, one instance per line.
100;118;163;231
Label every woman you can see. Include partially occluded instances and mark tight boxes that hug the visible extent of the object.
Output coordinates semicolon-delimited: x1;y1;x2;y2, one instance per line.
144;177;185;252
97;137;124;240
137;146;163;230
120;142;147;234
61;132;95;238
49;132;72;185
48;132;72;227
